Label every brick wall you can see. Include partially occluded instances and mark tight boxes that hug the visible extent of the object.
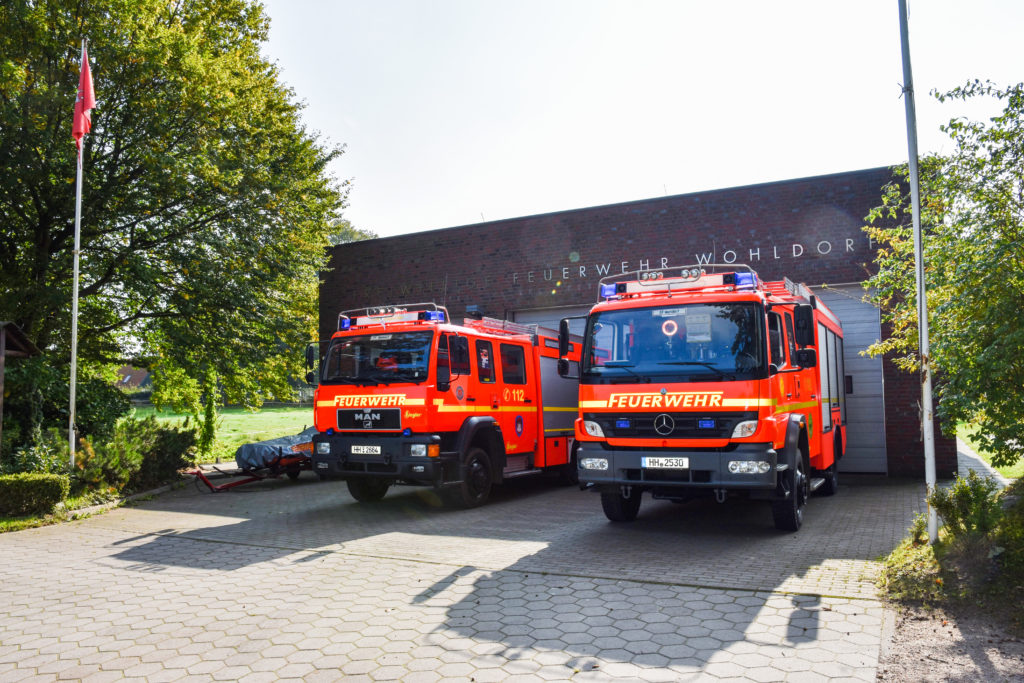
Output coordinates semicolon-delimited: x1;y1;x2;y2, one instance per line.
321;166;955;477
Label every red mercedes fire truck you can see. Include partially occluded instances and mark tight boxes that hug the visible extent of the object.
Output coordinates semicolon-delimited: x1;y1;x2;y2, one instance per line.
308;303;581;507
557;265;846;531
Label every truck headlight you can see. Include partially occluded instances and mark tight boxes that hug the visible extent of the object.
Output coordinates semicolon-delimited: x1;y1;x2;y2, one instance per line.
728;460;771;474
316;442;331;455
580;458;609;470
731;420;758;438
583;421;605;437
409;444;427;457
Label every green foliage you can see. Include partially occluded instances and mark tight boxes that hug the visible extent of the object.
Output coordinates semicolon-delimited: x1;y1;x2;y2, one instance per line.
0;473;70;516
1;357;130;461
126;419;197;492
928;471;1004;539
863;80;1024;468
0;0;371;418
879;534;947;605
993;479;1024;591
2;428;70;475
75;416;198;494
75;417;150;492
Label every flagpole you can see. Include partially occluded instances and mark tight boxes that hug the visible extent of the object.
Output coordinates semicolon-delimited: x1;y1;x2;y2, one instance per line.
897;0;937;543
69;38;87;468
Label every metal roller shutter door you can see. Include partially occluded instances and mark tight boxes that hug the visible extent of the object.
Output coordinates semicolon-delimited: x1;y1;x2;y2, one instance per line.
813;285;887;474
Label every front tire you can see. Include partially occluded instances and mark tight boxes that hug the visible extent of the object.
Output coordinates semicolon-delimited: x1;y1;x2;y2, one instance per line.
448;447;492;508
772;453;808;531
347;477;390;502
601;488;642;522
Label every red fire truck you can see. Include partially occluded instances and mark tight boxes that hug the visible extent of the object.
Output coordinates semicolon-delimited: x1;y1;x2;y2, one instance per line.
557;265;846;531
308;303;581;507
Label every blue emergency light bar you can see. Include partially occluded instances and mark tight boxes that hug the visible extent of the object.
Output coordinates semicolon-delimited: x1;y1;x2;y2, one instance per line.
419;310;445;322
338;316;351;330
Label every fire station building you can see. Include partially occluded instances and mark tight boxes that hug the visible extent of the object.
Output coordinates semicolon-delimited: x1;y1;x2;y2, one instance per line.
320;167;956;478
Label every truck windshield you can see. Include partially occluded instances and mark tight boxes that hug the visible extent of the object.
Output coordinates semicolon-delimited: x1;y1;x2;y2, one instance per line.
580;303;766;383
321;331;433;385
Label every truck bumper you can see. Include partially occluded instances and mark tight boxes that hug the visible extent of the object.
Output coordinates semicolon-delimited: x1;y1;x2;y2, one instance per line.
577;442;780;493
310;433;452;486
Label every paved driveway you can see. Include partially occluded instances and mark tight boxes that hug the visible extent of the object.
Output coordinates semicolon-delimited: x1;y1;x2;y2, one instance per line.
0;471;924;681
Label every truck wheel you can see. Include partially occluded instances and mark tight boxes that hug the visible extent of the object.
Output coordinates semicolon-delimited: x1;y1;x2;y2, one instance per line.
286;467;301;481
601;488;641;522
772;454;808;531
448;447;492;508
559;444;580;486
346;477;390;502
819;464;839;496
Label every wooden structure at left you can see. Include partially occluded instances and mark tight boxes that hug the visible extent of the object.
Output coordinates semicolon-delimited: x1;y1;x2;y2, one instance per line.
0;322;42;462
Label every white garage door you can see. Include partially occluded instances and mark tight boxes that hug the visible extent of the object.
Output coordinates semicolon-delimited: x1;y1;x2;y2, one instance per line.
513;306;592;335
814;285;887;474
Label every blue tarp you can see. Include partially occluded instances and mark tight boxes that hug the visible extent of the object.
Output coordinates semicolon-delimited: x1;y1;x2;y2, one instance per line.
234;426;318;470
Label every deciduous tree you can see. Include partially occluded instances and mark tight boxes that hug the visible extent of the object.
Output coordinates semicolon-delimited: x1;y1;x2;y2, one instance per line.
864;81;1024;468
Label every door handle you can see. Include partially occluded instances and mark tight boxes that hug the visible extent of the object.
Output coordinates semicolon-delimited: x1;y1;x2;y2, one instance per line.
524;398;533;403
466;397;476;402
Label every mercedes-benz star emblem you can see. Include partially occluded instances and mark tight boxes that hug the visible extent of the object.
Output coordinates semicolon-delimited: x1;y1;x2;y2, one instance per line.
653;413;675;436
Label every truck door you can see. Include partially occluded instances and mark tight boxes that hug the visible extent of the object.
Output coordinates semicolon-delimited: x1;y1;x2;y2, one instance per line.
498;342;537;460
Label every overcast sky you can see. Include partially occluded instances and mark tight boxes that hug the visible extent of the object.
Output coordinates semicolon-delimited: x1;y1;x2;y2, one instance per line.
259;0;1024;238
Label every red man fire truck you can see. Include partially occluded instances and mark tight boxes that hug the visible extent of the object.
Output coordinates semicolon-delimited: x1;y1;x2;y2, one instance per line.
309;303;581;507
558;265;846;531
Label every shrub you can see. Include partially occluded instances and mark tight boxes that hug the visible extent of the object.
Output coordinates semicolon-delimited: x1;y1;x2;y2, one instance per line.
927;470;1003;539
2;357;131;454
75;418;152;492
126;419;198;492
994;479;1024;585
2;428;70;475
0;473;70;516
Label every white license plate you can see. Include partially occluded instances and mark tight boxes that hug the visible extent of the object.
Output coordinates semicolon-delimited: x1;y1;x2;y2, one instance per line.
642;456;690;469
351;445;381;455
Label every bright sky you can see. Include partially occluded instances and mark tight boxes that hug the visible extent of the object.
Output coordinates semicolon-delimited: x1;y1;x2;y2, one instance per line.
260;0;1024;238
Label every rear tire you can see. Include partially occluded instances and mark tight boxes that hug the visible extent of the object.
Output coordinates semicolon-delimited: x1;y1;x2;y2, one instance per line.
772;453;808;531
819;463;839;496
601;488;642;522
447;447;492;508
346;477;390;502
559;445;580;486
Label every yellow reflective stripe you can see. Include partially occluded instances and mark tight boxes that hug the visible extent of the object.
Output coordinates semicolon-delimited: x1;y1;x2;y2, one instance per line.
434;404;539;413
720;398;776;407
580;400;608;409
543;407;578;412
774;400;820;413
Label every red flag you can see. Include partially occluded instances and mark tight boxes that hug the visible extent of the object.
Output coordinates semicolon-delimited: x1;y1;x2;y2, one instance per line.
72;43;96;151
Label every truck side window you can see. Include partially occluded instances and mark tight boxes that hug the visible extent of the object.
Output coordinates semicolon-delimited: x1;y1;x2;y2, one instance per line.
499;344;526;384
438;334;471;375
784;312;797;363
768;312;785;366
476;340;496;383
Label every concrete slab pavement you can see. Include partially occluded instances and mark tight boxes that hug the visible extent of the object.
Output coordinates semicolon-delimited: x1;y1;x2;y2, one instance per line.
0;469;926;681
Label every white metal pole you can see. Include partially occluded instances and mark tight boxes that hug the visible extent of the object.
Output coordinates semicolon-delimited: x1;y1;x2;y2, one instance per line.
69;38;86;469
897;0;938;543
69;141;83;469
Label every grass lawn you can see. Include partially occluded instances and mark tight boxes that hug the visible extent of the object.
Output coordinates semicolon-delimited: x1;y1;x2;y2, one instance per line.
131;405;314;463
957;423;1024;480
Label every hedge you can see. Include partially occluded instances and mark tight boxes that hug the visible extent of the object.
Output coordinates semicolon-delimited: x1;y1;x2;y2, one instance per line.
0;473;70;516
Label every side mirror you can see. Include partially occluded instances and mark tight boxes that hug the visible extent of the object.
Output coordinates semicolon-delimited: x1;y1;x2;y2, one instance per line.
557;358;570;377
558;319;571;357
305;371;316;385
795;349;817;368
305;343;317;369
794;305;815;347
436;366;450;392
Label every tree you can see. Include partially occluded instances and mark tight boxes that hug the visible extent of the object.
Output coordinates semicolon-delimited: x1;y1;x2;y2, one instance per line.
0;0;369;455
864;81;1024;468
